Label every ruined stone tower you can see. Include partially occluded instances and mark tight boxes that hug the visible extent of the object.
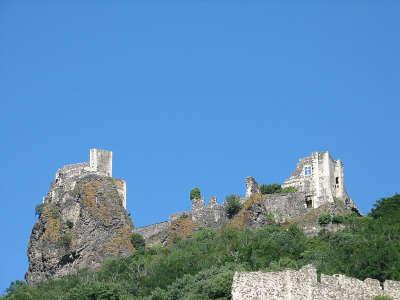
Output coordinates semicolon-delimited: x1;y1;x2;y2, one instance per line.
282;151;355;209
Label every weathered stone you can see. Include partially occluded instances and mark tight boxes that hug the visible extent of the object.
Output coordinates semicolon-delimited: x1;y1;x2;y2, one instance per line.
245;176;260;198
283;151;357;211
232;265;400;300
26;150;133;285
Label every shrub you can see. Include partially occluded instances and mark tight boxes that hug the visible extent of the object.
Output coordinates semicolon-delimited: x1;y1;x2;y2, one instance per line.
332;215;345;224
35;203;45;217
130;233;145;251
373;296;392;300
281;186;297;193
318;214;332;226
225;195;242;219
260;184;282;194
190;187;201;200
66;220;74;229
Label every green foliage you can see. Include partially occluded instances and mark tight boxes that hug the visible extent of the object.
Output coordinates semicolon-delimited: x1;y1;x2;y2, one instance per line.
66;220;74;229
224;195;242;219
35;203;45;217
281;186;298;193
260;184;282;194
369;194;400;222
4;194;400;299
318;213;332;226
130;233;146;252
374;296;393;300
190;187;201;200
332;215;345;224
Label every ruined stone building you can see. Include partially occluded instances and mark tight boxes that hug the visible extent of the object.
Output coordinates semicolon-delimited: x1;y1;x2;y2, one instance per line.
282;151;355;209
136;151;359;244
48;148;126;208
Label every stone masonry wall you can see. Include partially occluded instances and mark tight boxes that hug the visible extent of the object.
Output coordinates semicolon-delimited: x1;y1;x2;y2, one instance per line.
232;265;400;300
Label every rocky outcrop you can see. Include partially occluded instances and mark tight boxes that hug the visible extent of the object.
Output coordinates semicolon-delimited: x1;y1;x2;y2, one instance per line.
26;174;134;285
232;265;400;300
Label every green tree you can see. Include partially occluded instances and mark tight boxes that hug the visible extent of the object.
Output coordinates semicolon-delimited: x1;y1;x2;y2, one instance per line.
369;194;400;222
260;184;282;194
225;195;242;218
190;187;201;200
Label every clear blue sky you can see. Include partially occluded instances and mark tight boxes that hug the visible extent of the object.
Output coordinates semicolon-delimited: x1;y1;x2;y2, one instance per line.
1;1;399;293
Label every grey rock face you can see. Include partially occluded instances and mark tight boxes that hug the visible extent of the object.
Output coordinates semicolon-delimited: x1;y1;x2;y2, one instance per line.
232;265;400;300
26;174;134;285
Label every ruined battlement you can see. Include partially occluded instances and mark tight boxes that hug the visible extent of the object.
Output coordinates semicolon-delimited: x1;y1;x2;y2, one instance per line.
46;149;126;209
232;265;400;300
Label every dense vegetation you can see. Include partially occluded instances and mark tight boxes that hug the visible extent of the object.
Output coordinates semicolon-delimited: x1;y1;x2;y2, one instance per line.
260;183;297;195
3;194;400;300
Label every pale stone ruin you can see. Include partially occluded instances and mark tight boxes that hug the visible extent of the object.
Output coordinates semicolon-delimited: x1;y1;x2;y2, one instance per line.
45;148;126;208
232;265;400;300
246;176;261;198
283;151;356;210
135;151;359;242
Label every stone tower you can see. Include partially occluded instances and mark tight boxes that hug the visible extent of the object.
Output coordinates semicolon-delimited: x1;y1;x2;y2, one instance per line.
282;151;355;209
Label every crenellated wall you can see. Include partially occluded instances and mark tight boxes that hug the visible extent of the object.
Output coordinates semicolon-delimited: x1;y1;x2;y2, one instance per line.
232;265;400;300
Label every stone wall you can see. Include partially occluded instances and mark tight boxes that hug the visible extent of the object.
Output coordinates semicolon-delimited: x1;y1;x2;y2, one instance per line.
134;221;170;246
232;265;400;300
191;197;227;228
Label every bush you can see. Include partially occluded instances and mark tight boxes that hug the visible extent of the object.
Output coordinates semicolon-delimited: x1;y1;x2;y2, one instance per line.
332;215;345;224
190;187;201;200
260;184;282;195
225;195;242;219
35;203;45;217
66;220;74;229
130;233;145;251
318;214;332;226
373;296;393;300
281;186;297;193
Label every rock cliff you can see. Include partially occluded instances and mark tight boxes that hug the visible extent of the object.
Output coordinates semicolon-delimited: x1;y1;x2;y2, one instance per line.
26;174;133;285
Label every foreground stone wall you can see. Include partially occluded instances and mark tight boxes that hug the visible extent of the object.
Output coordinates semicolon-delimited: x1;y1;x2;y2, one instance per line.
232;265;400;300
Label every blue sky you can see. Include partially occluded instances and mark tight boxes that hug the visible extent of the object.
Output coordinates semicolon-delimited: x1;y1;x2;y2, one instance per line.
1;1;399;293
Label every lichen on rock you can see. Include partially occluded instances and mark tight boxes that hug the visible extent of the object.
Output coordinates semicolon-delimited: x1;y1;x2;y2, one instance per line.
26;174;133;285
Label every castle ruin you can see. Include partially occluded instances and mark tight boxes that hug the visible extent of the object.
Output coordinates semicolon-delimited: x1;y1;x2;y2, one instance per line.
282;151;356;209
45;148;126;208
